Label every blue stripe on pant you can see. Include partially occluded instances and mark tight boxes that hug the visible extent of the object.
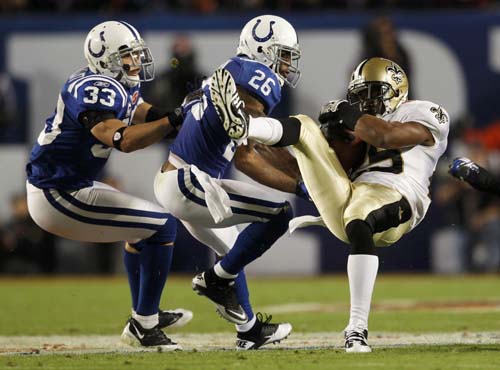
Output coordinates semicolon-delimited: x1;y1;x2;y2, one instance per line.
177;168;289;220
44;189;166;231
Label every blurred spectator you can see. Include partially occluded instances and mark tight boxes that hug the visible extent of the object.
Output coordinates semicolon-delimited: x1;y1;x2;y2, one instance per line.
360;16;412;83
0;193;57;274
142;34;205;111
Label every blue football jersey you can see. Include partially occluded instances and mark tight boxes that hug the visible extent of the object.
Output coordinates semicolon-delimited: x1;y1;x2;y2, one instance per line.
27;68;142;189
169;57;281;178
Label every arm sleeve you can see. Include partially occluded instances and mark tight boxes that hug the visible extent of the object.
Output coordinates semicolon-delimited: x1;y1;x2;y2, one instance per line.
398;101;450;146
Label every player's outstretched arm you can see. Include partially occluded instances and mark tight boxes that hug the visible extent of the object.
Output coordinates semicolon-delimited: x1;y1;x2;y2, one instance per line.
89;116;174;153
354;115;434;149
449;157;500;196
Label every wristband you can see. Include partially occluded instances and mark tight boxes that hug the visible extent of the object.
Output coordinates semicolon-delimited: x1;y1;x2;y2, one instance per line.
112;126;127;151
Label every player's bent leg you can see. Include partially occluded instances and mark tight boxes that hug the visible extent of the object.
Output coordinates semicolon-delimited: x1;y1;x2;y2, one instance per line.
344;183;413;247
26;181;166;243
290;114;353;242
26;182;185;347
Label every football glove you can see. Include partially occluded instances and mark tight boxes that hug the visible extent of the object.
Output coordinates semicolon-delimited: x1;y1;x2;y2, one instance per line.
318;99;363;131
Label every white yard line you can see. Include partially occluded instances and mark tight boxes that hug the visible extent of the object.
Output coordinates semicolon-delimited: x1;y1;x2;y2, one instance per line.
1;331;499;355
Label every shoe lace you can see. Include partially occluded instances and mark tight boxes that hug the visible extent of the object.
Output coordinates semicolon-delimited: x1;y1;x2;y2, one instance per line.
345;329;368;345
256;312;273;324
255;312;278;336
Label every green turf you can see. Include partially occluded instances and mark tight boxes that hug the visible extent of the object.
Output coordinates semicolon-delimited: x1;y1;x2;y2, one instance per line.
1;275;499;335
1;345;500;370
1;275;499;369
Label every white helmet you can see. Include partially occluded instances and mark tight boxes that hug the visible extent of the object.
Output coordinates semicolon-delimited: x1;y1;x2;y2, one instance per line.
84;21;154;87
237;15;301;88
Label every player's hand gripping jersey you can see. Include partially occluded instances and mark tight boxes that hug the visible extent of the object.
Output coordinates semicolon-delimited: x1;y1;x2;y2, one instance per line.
169;56;281;178
351;100;450;227
27;68;143;189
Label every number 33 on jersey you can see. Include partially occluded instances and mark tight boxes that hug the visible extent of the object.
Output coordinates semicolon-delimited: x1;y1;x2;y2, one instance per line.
27;67;143;190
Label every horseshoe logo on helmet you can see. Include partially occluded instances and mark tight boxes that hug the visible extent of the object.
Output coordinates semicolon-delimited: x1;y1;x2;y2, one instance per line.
252;19;276;42
88;31;106;58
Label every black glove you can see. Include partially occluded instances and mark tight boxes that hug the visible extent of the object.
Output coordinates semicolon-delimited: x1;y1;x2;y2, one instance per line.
318;99;363;131
167;107;184;129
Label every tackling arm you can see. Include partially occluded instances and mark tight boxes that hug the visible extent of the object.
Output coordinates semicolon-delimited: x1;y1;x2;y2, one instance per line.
90;117;174;153
234;141;299;194
132;102;152;124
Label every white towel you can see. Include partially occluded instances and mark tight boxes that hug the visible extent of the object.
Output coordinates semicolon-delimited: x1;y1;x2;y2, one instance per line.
289;215;326;234
190;165;233;224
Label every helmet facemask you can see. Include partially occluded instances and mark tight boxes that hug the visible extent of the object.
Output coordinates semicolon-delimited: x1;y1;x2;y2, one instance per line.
266;44;301;88
348;82;397;116
108;39;154;87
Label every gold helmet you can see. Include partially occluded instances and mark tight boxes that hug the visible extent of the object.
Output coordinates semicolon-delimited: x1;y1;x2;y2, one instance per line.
347;57;408;116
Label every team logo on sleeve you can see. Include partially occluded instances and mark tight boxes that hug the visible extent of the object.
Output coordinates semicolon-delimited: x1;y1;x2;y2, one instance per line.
386;63;404;85
430;106;448;124
252;19;276;42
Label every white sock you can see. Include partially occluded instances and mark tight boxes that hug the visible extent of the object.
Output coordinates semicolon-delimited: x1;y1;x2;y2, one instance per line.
248;116;283;145
214;262;238;279
135;313;159;329
236;315;256;332
346;254;379;331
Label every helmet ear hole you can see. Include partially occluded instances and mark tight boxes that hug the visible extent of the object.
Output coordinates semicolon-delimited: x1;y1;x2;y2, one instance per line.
257;46;263;53
99;61;107;69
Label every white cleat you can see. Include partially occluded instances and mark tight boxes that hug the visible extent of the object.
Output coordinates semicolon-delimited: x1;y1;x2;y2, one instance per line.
209;67;250;140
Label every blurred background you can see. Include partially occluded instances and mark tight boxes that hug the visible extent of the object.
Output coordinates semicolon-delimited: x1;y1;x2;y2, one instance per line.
0;0;499;277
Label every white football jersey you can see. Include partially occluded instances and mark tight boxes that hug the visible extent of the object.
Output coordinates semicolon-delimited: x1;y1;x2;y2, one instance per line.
351;100;450;228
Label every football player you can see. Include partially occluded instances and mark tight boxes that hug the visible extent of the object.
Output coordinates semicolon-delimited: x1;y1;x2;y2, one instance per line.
26;21;192;350
154;15;302;350
212;57;449;352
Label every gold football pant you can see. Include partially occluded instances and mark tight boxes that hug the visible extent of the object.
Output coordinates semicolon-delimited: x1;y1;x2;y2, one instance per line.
291;114;411;247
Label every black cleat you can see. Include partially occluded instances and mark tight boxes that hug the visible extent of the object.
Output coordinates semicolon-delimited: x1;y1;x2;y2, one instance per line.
121;318;181;351
209;67;250;140
344;329;371;353
158;308;193;330
192;269;248;324
236;312;292;350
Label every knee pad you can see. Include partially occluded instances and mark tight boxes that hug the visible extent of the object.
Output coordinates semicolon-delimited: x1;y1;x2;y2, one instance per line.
146;216;177;245
346;219;376;255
